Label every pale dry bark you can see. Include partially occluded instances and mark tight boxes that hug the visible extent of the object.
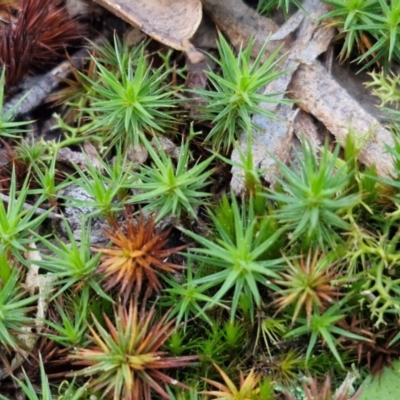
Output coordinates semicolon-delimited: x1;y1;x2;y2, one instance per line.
289;62;394;177
201;0;282;55
202;0;395;193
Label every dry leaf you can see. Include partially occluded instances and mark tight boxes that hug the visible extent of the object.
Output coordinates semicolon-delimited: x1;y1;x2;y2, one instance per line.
93;0;202;51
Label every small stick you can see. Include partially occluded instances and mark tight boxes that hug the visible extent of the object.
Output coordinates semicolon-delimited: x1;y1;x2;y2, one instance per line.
3;48;88;116
3;36;106;117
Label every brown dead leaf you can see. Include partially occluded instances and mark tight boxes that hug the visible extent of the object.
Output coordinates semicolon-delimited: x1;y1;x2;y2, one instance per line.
93;0;202;51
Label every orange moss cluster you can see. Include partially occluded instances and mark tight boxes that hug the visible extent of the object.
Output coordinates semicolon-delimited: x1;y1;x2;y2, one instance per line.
93;209;186;303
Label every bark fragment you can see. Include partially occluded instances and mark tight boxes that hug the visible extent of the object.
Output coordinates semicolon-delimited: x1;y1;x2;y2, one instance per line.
227;0;336;192
202;0;395;193
289;62;395;177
